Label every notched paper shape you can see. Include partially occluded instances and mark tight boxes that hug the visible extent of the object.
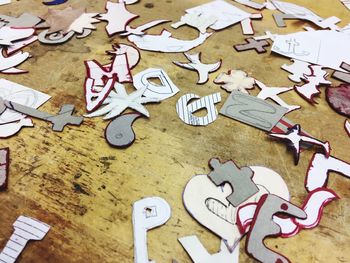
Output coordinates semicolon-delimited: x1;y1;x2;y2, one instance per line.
214;70;255;93
219;91;288;131
246;194;306;263
133;68;179;100
0;118;34;138
173;52;221;84
0;48;30;74
0;216;50;263
269;124;330;165
208;158;259;207
171;12;217;34
240;13;262;35
133;197;171;263
176;93;221;126
326;84;350;117
281;59;311;83
0;147;9;191
234;38;270;53
105;113;142;148
273;13;298;27
306;153;350;191
128;30;212;53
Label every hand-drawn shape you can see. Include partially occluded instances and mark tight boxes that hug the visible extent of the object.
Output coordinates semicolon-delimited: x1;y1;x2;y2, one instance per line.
345;120;350;137
171;12;217;33
246;194;306;263
0;147;9;191
255;80;300;113
43;0;67;5
240;13;263;35
85;84;159;119
220;91;288;131
128;30;212;53
176;93;221;126
4;101;83;132
179;236;239;263
281;59;312;83
214;70;255;93
98;1;138;36
173;52;221;84
185;0;251;30
269;124;331;165
183;167;290;251
306;153;350;191
273;13;298;27
133;197;171;263
133;68;179;100
0;13;41;27
234;38;270;53
332;62;350;84
105;113;142;148
208;158;259;207
0;118;34;138
120;19;169;36
0;216;50;263
326;84;350;117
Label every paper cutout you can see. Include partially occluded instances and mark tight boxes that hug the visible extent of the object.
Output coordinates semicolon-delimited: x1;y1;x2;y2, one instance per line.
43;0;67;5
0;118;34;138
99;1;138;36
273;13;298;27
0;97;5;114
67;12;99;34
345;120;350;137
255;80;300;113
185;0;251;30
6;36;38;56
208;158;259;207
171;12;217;33
0;0;10;6
121;0;139;4
0;216;50;263
0;13;41;28
133;68;179;100
340;0;350;10
234;38;270;53
173;53;221;84
38;30;75;44
120;19;169;36
0;148;9;191
176;93;221;126
4;101;83;132
234;0;265;10
332;62;350;84
326;84;350;117
246;194;306;263
214;70;255;93
85;84;159;119
240;14;263;35
179;236;239;263
0;27;35;46
269;124;331;165
220;91;288;131
105;113;142;148
128;30;212;53
0;48;30;73
281;59;311;83
132;197;171;263
306;153;350;191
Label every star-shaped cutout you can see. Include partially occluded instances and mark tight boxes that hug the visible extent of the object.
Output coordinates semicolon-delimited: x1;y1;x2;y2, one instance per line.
214;70;255;93
85;83;160;119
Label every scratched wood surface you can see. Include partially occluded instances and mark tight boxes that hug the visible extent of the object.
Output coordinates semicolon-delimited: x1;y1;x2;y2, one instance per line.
0;0;349;262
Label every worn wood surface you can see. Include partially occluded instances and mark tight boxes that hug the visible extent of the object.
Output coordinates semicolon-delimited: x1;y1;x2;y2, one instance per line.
0;0;349;262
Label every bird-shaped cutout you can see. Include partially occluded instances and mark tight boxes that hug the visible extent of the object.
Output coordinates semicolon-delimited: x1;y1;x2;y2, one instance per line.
173;52;221;84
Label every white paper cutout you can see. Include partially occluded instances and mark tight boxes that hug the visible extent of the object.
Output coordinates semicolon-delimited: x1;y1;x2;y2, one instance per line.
345;120;350;137
67;13;100;34
0;147;9;190
214;70;255;93
254;31;277;41
176;93;221;126
234;0;265;10
255;80;300;113
340;0;350;11
240;13;263;35
186;0;251;30
183;167;289;250
0;216;50;263
0;118;34;138
179;236;239;263
133;68;179;100
281;59;311;83
0;0;11;6
128;30;212;53
121;0;139;4
0;48;30;73
173;53;221;84
132;197;171;263
306;153;350;191
0;27;35;46
120;20;169;36
6;36;38;56
85;83;159;119
171;12;218;34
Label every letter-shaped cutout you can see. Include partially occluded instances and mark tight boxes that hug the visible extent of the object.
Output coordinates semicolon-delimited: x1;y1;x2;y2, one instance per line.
219;90;288;131
133;197;171;263
306;153;350;191
246;194;306;263
0;216;50;263
176;93;221;126
208;158;259;207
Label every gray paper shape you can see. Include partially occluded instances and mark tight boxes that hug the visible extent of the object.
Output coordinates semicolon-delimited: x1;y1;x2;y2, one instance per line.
273;13;298;27
0;13;41;28
219;91;288;131
208;158;259;207
4;100;83;131
105;113;141;148
38;30;75;45
246;194;306;263
0;97;5;115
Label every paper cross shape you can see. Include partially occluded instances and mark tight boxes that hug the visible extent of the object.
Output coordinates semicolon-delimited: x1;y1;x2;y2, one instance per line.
173;52;221;84
0;147;9;191
214;70;255;93
208;158;259;207
85;83;159;119
326;83;350;118
234;38;270;53
269;124;331;165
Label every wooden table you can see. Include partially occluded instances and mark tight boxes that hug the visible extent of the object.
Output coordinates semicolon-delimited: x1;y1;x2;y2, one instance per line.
0;0;349;262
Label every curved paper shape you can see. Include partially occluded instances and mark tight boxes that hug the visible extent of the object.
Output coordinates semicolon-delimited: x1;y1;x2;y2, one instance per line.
43;0;67;5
